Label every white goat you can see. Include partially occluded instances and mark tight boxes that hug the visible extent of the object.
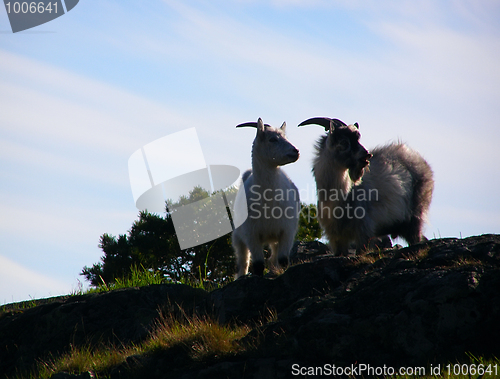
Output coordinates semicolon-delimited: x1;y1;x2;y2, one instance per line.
232;118;300;278
299;117;434;256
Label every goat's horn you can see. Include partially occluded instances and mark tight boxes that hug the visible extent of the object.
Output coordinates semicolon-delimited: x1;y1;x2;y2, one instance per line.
298;117;347;131
236;122;271;128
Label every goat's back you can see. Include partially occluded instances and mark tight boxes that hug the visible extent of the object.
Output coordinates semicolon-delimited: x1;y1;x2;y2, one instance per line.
360;142;433;233
235;168;299;245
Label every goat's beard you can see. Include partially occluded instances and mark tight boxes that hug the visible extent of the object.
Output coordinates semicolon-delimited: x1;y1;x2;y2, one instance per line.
349;164;369;185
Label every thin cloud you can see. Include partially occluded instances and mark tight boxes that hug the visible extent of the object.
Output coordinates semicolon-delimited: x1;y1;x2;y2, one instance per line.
0;255;69;305
0;50;190;154
372;22;500;102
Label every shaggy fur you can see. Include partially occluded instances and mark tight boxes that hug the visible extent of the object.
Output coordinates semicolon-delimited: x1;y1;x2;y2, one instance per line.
303;118;434;256
232;118;300;277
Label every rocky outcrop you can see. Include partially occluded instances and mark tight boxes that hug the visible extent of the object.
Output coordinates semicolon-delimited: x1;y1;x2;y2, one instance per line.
0;284;209;377
1;234;499;378
210;235;500;370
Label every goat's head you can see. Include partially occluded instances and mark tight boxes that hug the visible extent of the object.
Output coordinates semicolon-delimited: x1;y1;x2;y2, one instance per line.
237;118;300;167
299;117;372;182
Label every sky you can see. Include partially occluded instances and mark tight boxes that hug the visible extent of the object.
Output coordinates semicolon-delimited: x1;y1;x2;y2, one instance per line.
1;0;499;304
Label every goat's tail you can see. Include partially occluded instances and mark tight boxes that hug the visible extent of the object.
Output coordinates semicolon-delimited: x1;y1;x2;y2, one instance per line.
405;155;434;244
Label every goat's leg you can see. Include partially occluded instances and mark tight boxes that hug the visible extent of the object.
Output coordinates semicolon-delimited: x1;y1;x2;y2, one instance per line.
269;242;279;269
234;235;250;279
247;240;265;276
324;227;350;256
404;216;424;245
331;239;350;256
275;234;295;270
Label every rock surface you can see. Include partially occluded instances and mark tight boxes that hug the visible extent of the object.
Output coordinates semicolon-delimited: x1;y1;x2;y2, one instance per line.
0;284;208;378
1;234;499;378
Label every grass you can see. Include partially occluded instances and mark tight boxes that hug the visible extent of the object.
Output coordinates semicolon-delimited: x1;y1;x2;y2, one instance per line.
33;344;131;379
0;295;68;315
98;264;227;293
402;246;430;262
20;344;500;379
75;264;225;295
1;266;168;314
10;313;251;379
0;297;39;313
147;312;251;361
82;264;169;295
1;264;225;317
452;255;483;268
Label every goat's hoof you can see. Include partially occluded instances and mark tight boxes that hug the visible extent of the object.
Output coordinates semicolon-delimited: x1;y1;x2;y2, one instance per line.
252;261;265;276
278;257;289;269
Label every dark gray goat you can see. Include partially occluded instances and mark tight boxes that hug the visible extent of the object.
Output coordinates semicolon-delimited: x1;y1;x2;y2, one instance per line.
299;117;434;256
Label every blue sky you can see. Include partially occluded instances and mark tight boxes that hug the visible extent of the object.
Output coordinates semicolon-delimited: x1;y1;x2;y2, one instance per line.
1;0;499;304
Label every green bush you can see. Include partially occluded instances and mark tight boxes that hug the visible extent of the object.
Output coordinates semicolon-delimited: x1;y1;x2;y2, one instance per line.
82;186;321;289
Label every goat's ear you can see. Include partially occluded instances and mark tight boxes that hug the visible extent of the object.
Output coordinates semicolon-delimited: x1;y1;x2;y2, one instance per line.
257;118;265;133
329;122;343;146
257;118;267;141
280;121;286;132
329;120;336;134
